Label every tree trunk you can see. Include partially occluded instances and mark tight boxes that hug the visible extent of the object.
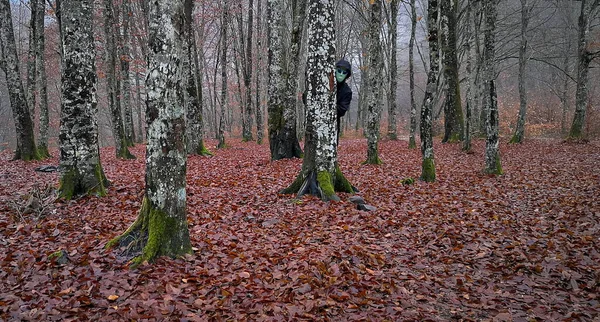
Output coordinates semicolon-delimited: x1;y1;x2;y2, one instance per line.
419;0;439;182
107;0;191;267
217;0;228;149
281;0;353;202
441;0;464;143
242;0;254;142
57;0;108;199
364;0;383;165
462;0;473;153
568;0;597;140
35;0;50;157
120;0;136;145
27;0;38;117
105;0;134;159
255;0;264;144
483;0;502;175
0;0;39;161
135;70;144;142
386;0;399;141
267;0;302;160
408;0;417;149
509;0;530;144
184;0;210;156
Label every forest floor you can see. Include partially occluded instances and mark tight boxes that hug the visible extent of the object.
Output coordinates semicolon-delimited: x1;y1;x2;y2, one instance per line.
0;137;599;321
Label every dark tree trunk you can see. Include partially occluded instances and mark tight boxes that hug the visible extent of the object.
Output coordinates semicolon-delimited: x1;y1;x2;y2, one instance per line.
462;0;473;153
568;0;598;140
242;0;254;142
419;0;439;182
120;0;136;145
184;0;210;156
408;0;417;149
386;0;399;141
483;0;502;175
217;0;228;149
281;0;353;202
36;0;50;158
255;0;264;144
107;0;191;267
105;0;134;159
57;0;108;199
509;0;530;144
364;0;383;165
441;0;464;143
267;0;302;160
27;0;38;117
0;0;40;161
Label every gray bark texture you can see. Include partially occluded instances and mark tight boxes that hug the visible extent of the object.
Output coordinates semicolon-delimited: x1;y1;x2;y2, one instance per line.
364;0;383;165
27;0;38;116
107;0;192;266
242;0;254;142
35;0;50;157
255;0;264;144
483;0;502;175
419;0;438;182
462;0;473;153
408;0;417;149
568;0;598;140
0;0;39;161
217;0;228;149
441;0;464;143
267;0;302;160
104;0;134;159
281;0;353;202
58;0;108;199
120;0;136;145
387;0;399;141
510;0;530;144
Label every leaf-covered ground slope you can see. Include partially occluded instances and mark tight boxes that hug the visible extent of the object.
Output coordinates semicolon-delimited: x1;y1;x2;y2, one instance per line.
1;138;599;321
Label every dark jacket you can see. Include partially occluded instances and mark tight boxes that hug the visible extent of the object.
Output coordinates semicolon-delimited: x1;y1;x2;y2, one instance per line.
336;81;352;117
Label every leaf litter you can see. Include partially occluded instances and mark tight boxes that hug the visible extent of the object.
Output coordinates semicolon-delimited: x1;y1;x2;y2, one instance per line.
0;138;599;321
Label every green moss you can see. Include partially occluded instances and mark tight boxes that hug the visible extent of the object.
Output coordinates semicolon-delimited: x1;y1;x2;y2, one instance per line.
59;162;107;200
362;154;383;165
334;165;354;193
37;144;51;159
58;168;77;200
117;141;136;159
446;132;462;143
48;250;64;260
509;134;522;144
317;170;339;201
485;154;503;175
420;157;436;182
105;199;147;249
281;172;305;195
408;138;417;149
197;142;213;156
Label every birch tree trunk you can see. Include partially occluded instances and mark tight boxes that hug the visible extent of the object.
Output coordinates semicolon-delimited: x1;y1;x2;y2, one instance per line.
509;0;530;144
120;0;136;145
217;0;228;149
255;0;264;144
386;0;399;141
281;0;353;202
57;0;108;199
107;0;191;267
364;0;383;165
267;0;302;160
441;0;463;143
419;0;439;182
105;0;134;159
408;0;418;149
568;0;598;140
483;0;502;175
184;0;210;156
0;0;39;161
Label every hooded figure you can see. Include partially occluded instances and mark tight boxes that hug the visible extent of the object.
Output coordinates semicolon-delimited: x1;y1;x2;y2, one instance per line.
335;59;352;143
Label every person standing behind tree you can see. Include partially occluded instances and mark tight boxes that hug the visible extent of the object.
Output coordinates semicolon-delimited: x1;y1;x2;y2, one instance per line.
334;59;352;144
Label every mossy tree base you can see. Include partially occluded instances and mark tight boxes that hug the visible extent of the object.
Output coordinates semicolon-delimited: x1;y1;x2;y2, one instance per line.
58;163;109;200
281;166;354;202
443;133;462;143
37;144;51;159
408;138;417;149
14;147;42;162
420;157;436;182
484;154;503;175
363;155;383;165
509;134;523;144
106;196;192;268
117;142;136;160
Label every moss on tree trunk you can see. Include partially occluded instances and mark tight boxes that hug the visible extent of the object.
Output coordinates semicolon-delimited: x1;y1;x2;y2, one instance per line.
420;157;436;182
58;162;108;200
282;165;354;202
106;196;192;268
